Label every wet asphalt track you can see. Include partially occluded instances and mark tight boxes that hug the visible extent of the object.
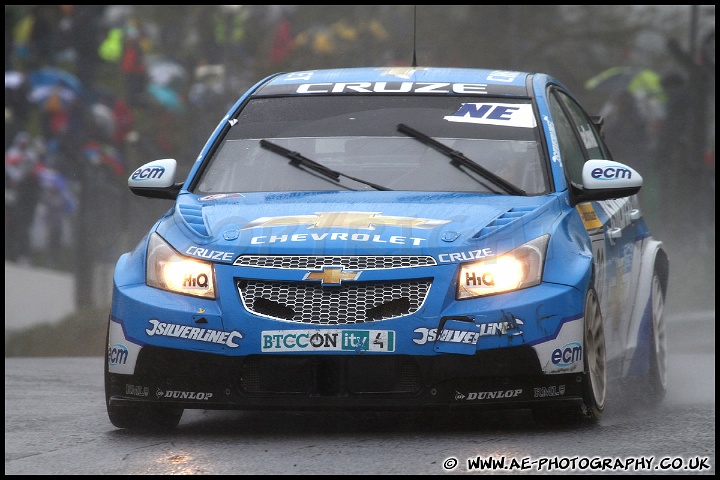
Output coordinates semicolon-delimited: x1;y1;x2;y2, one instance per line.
4;312;715;475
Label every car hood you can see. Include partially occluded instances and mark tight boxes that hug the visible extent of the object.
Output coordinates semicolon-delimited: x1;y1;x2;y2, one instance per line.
156;191;562;260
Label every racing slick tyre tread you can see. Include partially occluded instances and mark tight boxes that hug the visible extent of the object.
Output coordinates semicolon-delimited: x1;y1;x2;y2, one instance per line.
104;321;184;430
580;284;606;422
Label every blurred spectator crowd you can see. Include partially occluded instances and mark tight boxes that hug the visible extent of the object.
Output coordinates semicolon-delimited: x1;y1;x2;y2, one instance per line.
5;5;380;270
4;5;714;274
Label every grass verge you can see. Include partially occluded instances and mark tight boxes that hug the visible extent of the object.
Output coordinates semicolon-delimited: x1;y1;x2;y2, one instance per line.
5;306;108;357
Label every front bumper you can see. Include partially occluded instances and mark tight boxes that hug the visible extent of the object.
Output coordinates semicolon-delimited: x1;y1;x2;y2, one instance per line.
107;345;586;411
108;261;588;412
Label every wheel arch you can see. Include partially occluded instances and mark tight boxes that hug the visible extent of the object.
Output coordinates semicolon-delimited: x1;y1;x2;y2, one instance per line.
622;238;669;376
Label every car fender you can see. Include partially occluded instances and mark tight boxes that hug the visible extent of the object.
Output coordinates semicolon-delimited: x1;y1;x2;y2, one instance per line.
113;247;146;288
542;203;593;293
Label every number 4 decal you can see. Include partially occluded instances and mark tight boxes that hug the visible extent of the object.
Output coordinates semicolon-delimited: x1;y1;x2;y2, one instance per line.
371;331;395;352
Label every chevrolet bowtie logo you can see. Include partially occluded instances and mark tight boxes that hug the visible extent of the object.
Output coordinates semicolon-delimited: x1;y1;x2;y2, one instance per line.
241;212;450;230
303;266;361;286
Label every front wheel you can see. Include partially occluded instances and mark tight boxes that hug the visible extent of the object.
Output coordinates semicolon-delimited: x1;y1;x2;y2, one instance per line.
104;322;183;430
580;285;606;421
105;400;184;431
643;271;667;405
532;285;606;425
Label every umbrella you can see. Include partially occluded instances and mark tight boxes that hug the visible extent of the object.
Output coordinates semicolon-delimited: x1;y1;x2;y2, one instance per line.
147;83;184;111
28;67;83;109
29;67;82;94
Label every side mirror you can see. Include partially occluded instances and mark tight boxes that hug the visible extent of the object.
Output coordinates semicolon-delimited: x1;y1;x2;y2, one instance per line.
128;159;182;199
575;159;643;203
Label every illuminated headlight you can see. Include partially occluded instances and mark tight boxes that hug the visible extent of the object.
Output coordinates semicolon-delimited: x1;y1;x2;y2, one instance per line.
146;232;216;299
456;234;549;299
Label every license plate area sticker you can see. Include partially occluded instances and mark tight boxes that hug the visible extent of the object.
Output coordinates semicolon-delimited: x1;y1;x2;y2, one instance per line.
262;329;395;352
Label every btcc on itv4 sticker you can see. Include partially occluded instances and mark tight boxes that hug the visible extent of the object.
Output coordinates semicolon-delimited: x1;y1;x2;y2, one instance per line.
262;329;395;352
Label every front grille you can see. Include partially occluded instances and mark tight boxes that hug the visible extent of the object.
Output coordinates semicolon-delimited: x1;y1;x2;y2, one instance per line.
234;255;437;269
238;279;432;324
234;255;435;325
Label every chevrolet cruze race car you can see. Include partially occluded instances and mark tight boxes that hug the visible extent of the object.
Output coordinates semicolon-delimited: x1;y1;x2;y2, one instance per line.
106;66;669;430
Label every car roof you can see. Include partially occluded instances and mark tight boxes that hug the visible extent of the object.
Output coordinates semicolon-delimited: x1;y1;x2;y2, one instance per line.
252;66;548;98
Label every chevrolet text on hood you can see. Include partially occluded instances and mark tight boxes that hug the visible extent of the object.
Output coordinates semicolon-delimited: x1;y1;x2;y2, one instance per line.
108;66;668;430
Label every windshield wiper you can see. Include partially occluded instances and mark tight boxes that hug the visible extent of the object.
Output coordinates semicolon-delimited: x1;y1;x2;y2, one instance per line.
397;123;525;195
260;139;391;191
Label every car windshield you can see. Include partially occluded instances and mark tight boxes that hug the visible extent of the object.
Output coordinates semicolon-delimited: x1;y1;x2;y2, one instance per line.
194;95;549;195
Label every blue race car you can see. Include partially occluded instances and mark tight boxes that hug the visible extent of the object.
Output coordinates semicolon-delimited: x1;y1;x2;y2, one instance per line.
106;66;669;429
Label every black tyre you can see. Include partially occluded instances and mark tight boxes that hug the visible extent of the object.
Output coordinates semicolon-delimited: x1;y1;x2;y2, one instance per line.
106;400;184;431
580;285;606;421
104;323;183;430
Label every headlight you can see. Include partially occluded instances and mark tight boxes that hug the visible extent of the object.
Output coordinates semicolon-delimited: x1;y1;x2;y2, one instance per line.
456;234;549;299
146;232;216;299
